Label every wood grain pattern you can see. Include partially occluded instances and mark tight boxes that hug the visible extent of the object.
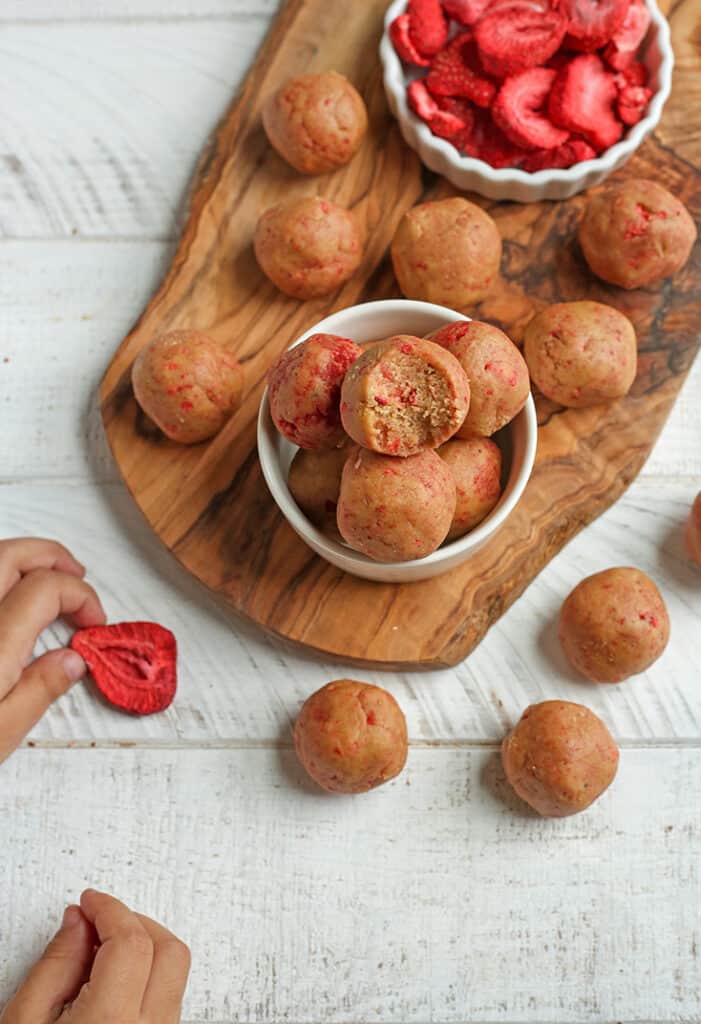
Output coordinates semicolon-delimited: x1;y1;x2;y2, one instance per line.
99;0;701;669
2;746;701;1022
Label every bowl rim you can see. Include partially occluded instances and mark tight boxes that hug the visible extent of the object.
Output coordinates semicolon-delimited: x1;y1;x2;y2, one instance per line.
257;298;538;573
379;0;674;186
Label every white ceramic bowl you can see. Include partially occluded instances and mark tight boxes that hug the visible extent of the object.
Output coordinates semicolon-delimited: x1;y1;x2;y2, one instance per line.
257;300;537;583
380;0;674;202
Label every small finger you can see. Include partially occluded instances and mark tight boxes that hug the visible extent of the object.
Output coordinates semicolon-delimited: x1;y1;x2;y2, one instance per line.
136;914;191;1022
0;649;86;765
0;538;85;601
0;570;105;699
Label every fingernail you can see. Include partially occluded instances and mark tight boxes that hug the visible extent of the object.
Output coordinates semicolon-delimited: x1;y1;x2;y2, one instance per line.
63;652;86;683
62;906;82;929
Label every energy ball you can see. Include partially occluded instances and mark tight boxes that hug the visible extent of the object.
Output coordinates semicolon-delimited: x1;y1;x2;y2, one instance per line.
254;196;363;300
524;301;637;408
429;320;530;437
685;491;701;567
337;446;456;562
502;700;619;818
268;333;361;449
559;567;670;683
439;438;502;540
340;336;470;456
262;71;368;175
579;179;697;290
132;329;244;445
288;442;350;536
294;679;408;794
391;197;502;307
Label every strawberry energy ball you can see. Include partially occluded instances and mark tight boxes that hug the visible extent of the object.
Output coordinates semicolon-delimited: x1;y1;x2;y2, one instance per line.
559;567;670;683
524;301;637;408
268;333;362;449
685;491;701;568
287;442;350;536
132;330;244;444
340;336;469;456
429;320;530;437
579;179;697;290
502;700;619;818
391;197;502;307
439;437;502;540
337;446;456;562
294;680;408;794
262;71;368;175
254;196;363;300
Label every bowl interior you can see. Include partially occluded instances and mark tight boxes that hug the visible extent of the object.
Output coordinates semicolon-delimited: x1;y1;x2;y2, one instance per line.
257;300;537;578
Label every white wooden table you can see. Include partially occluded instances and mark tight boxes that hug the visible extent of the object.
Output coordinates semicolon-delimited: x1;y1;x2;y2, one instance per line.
1;3;700;1021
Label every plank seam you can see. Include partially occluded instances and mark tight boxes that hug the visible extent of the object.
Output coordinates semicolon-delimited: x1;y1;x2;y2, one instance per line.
0;13;272;27
21;739;701;750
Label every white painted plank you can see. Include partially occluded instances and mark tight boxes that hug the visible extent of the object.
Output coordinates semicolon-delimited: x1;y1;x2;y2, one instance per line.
1;746;699;1022
1;241;700;483
0;1;275;18
0;20;267;238
0;478;698;745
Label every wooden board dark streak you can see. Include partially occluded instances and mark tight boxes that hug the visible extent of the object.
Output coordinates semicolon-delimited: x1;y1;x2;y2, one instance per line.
101;0;701;669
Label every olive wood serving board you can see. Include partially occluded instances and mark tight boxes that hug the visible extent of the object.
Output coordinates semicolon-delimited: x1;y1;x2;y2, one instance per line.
100;0;701;669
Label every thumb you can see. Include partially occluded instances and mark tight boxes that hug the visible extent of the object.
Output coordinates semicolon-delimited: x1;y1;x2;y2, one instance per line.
0;907;95;1024
0;650;86;763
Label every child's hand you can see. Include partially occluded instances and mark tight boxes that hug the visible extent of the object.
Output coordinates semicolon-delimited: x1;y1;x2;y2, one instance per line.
0;890;191;1023
0;538;106;764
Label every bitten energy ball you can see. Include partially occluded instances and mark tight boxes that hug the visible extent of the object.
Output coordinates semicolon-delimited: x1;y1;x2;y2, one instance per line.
560;567;670;683
268;333;361;449
295;680;408;793
340;336;470;456
685;491;701;568
391;197;502;307
337;446;456;562
262;71;368;175
579;179;697;290
502;700;619;818
524;301;637;408
254;196;363;300
288;442;349;537
439;437;502;540
132;330;244;444
429;320;530;437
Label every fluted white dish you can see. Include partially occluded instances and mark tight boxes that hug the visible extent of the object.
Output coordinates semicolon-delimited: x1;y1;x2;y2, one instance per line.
257;299;537;583
380;0;674;202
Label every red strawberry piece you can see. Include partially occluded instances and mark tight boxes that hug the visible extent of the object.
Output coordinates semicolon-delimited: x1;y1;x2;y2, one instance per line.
474;2;567;78
604;0;651;69
616;83;652;124
561;0;630;52
468;109;528;166
426;33;497;108
408;78;439;120
409;0;449;57
408;80;467;139
429;108;470;138
71;622;177;716
549;53;623;151
521;137;596;170
493;67;570;149
614;60;648;88
442;0;491;24
390;14;431;66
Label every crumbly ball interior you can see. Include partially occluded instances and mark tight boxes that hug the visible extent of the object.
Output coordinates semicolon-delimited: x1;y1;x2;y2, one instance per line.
368;352;453;449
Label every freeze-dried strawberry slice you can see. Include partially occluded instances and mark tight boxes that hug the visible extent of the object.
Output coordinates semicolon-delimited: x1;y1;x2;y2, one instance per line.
474;2;567;78
464;110;528;166
409;0;449;56
408;78;439;120
549;53;623;151
561;0;630;52
390;14;431;66
408;80;467;138
522;138;596;170
443;0;491;24
426;33;497;108
614;60;648;88
604;0;650;70
616;84;652;124
493;67;570;149
71;622;177;716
